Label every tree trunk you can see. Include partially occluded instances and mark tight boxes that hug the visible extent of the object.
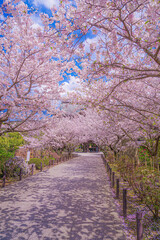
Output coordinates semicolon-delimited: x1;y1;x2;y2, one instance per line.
114;151;117;162
135;149;140;166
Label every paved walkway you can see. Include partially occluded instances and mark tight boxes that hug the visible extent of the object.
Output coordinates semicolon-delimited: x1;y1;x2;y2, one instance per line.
0;153;126;240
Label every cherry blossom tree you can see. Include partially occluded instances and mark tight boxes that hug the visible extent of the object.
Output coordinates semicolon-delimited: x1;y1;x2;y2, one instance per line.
23;108;104;152
51;0;160;159
55;0;160;88
1;0;160;167
0;0;67;135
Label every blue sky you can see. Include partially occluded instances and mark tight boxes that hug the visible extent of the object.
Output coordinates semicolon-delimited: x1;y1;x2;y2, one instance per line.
22;0;59;12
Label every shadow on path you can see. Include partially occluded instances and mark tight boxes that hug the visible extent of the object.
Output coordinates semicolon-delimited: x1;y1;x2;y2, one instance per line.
0;153;126;240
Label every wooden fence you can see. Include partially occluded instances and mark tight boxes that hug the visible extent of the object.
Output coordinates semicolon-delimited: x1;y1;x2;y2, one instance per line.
101;154;143;240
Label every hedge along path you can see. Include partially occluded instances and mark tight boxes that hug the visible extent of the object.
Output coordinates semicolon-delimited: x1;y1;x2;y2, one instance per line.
0;153;126;240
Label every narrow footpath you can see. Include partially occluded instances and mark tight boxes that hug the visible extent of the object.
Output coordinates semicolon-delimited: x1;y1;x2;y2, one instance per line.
0;153;126;240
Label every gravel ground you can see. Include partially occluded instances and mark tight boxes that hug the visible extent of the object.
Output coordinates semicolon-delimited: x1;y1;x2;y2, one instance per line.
0;152;126;240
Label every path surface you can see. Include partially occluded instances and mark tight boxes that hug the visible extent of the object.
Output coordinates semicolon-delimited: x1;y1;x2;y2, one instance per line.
0;153;126;240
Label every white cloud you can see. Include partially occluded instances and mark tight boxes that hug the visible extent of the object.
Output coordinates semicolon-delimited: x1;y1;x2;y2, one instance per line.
31;15;43;29
61;76;82;96
0;14;5;21
33;0;59;8
83;35;100;52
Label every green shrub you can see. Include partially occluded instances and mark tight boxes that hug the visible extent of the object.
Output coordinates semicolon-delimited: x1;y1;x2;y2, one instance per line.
49;157;55;162
43;157;50;166
28;158;44;170
116;154;160;219
43;157;55;166
0;132;24;175
138;147;150;165
75;147;83;152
